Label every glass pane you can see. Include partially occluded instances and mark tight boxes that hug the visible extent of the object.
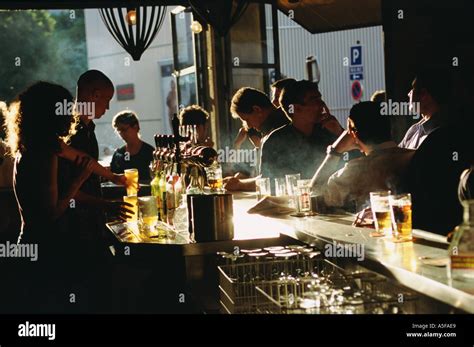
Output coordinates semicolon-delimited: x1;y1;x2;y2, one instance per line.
231;68;265;95
178;72;197;107
174;12;194;70
230;3;275;65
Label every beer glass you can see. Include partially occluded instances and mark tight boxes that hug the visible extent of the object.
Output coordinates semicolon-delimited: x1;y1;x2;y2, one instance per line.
205;163;223;192
256;177;271;200
369;191;392;237
138;196;158;237
389;193;413;242
123;195;138;222
274;178;287;197
285;174;301;209
124;168;139;196
296;179;312;213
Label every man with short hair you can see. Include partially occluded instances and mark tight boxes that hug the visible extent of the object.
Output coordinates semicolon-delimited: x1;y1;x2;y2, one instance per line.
270;78;296;108
260;80;343;184
231;87;290;141
311;101;415;211
178;105;213;147
57;70;132;312
399;68;451;149
110;110;155;181
225;87;291;191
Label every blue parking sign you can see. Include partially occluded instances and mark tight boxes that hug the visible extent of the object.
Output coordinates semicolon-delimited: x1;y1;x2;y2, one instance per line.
351;46;362;66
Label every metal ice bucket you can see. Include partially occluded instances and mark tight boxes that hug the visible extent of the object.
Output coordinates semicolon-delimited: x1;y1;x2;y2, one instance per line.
187;194;234;242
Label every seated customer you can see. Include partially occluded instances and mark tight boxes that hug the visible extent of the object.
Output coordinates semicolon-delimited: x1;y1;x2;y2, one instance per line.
311;101;415;212
399;68;451;150
110;111;154;181
225;87;291;191
260;80;343;183
178;105;213;147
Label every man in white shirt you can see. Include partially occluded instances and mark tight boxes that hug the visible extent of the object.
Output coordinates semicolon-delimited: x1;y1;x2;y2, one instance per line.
399;69;450;149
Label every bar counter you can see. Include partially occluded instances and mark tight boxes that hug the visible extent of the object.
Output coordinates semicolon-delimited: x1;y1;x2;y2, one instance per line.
106;192;474;314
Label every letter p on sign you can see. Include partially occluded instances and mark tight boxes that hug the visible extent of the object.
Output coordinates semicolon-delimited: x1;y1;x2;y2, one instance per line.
351;46;362;66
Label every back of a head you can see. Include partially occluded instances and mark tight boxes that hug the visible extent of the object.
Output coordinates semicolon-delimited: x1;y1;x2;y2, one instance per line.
349;101;391;145
370;90;386;105
5;81;75;154
113;110;139;129
77;69;114;95
271;78;297;91
179;105;209;126
279;79;318;116
230;87;272;116
414;67;452;106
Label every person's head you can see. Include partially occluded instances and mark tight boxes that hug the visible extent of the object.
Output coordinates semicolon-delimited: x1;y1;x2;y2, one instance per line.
347;101;392;150
230;87;274;131
279;79;323;123
408;68;452;116
178;105;210;143
4;81;78;155
112;110;141;144
370;90;386;105
77;70;114;120
271;78;296;107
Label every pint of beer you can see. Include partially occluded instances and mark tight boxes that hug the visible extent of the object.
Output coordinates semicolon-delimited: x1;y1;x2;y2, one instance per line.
389;193;412;242
369;191;392;237
124;168;139;196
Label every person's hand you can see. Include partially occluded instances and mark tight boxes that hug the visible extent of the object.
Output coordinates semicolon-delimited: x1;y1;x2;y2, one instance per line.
111;173;127;186
321;117;344;137
332;130;358;153
74;155;93;183
353;207;375;228
234;127;248;149
223;175;241;191
104;200;135;221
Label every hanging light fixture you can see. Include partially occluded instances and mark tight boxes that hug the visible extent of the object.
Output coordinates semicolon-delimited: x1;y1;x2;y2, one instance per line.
189;0;249;37
99;6;166;61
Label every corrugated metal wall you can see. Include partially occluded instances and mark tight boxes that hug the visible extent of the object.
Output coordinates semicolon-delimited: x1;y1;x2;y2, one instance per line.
268;11;386;127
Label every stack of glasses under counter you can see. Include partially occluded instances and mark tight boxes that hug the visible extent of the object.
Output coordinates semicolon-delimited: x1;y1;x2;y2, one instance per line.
217;245;418;314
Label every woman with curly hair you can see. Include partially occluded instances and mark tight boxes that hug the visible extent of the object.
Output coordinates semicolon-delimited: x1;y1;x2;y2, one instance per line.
3;81;126;313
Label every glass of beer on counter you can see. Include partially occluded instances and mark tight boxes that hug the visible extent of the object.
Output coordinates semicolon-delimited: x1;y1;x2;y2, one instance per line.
124;168;139;196
285;173;301;209
138;196;158;237
296;179;312;213
205;163;223;193
389;193;413;242
369;191;392;237
123;195;138;222
256;177;271;200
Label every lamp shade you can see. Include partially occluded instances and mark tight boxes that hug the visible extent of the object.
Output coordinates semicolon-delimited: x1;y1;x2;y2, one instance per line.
99;6;166;61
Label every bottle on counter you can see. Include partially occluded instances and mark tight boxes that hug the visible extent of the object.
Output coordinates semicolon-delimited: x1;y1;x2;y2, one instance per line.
150;161;162;220
448;200;474;282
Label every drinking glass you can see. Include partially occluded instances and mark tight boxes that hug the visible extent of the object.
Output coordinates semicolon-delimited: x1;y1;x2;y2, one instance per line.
205;164;223;192
124;168;139;196
137;196;158;237
256;177;271;200
389;193;413;242
275;178;287;197
285;174;301;210
369;191;392;237
296;179;312;213
123;195;138;222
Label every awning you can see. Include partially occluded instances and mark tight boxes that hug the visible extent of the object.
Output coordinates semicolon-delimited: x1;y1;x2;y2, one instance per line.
276;0;382;34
